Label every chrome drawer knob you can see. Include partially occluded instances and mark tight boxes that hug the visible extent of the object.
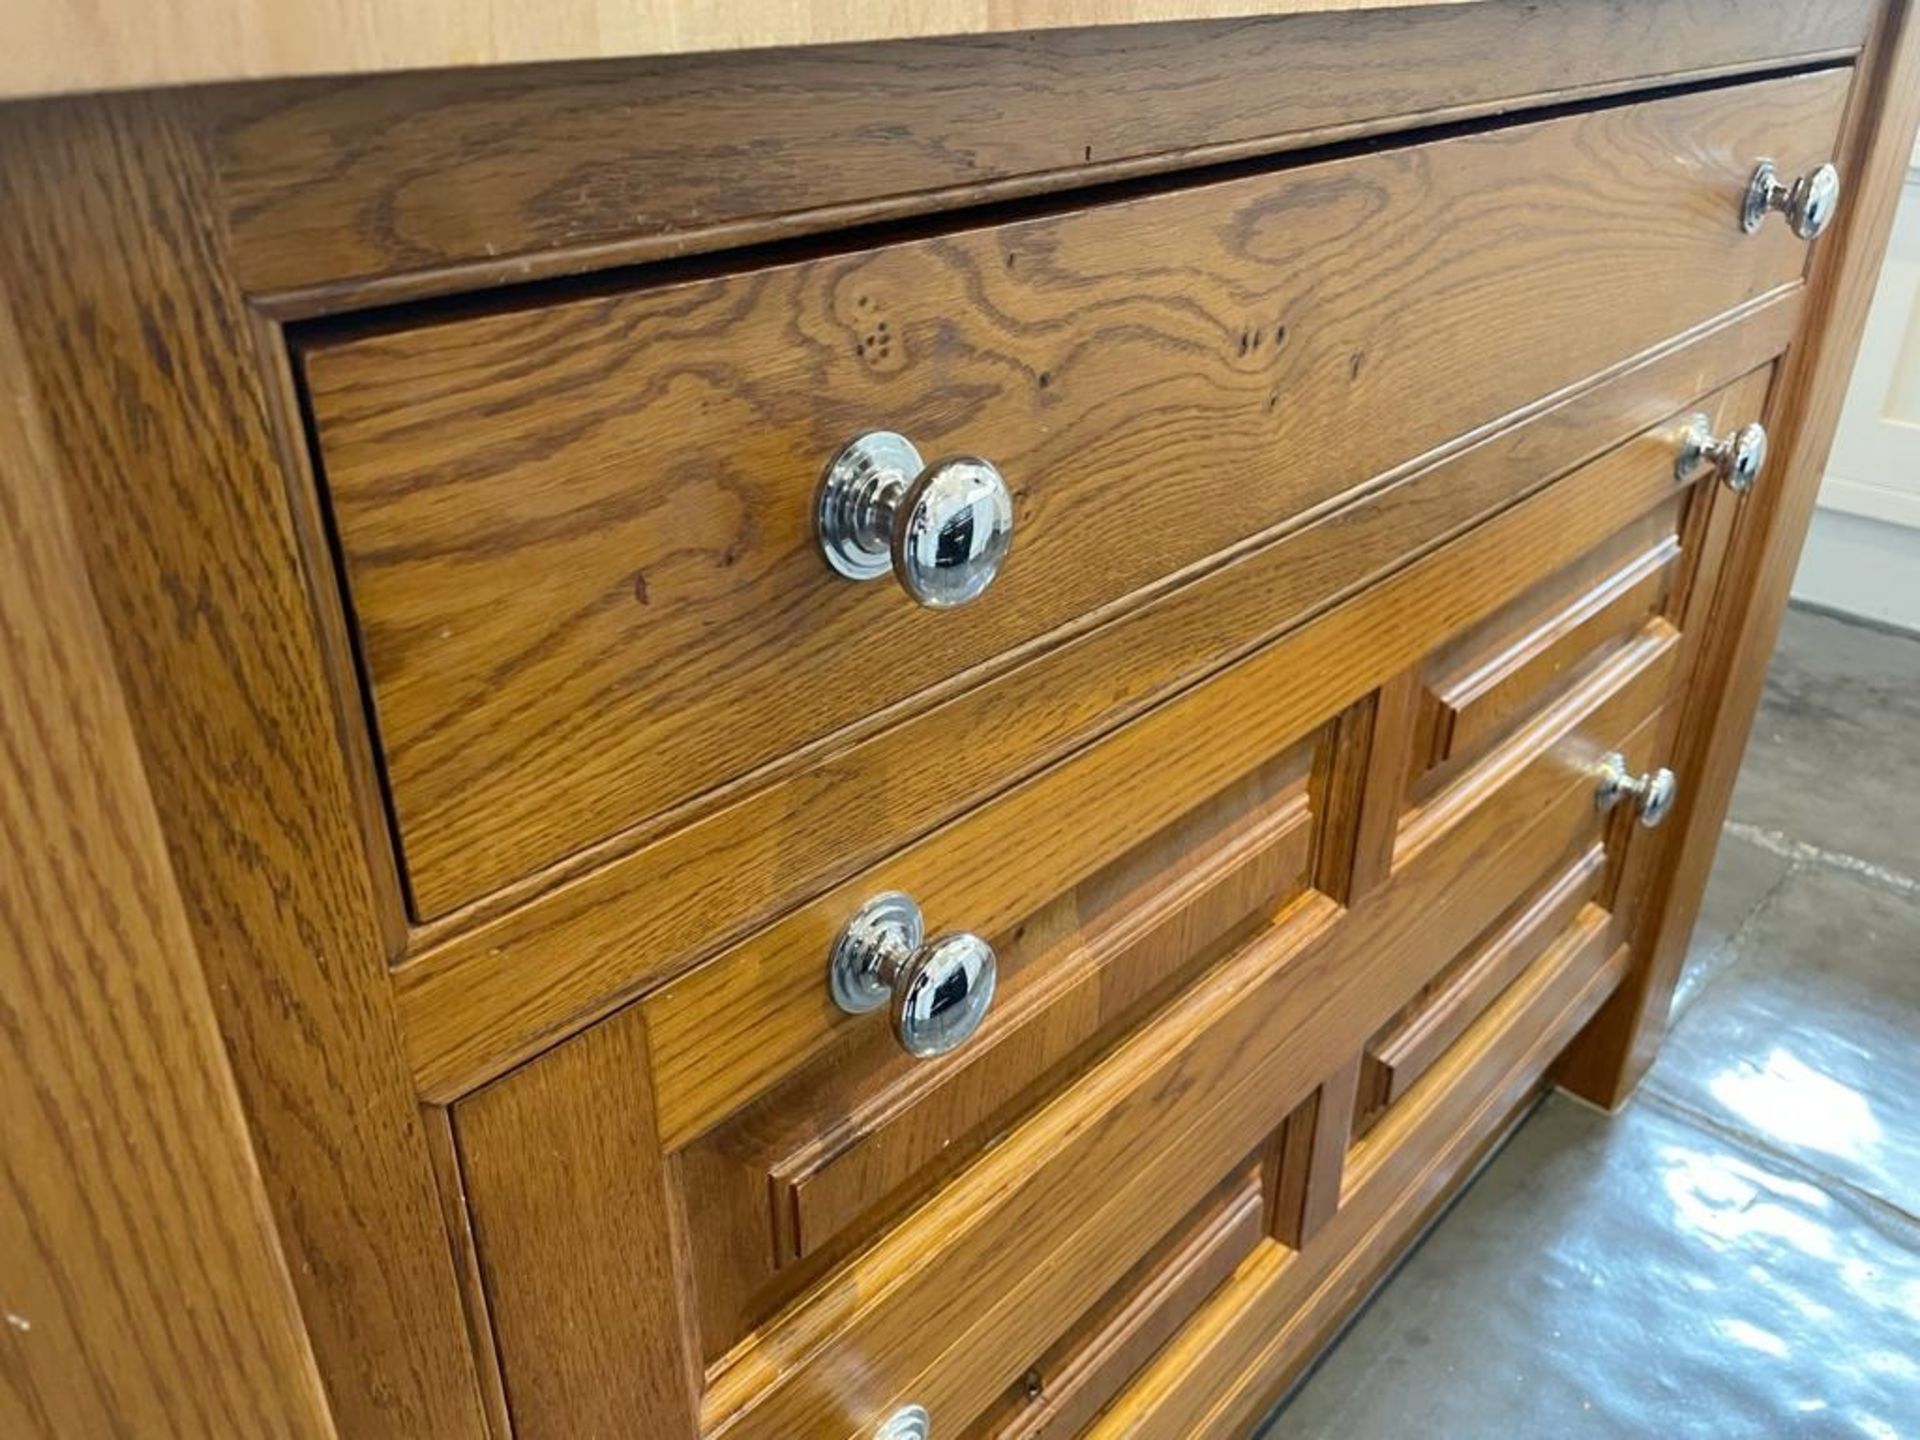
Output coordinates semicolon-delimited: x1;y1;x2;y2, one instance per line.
818;431;1015;608
1742;160;1841;241
1675;414;1768;493
829;892;997;1058
872;1405;931;1440
1595;753;1678;829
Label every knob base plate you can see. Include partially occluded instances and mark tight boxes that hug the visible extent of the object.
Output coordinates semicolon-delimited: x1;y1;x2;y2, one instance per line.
1741;159;1781;234
873;1405;931;1440
819;431;924;581
829;891;924;1014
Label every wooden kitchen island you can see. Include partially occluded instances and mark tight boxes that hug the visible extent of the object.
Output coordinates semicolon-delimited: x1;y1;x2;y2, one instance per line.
5;3;1916;1436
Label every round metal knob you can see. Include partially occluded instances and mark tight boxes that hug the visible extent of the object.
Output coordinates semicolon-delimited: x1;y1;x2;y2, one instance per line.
1742;160;1841;241
1594;752;1678;829
829;892;997;1058
872;1406;931;1440
1675;414;1769;493
818;431;1015;608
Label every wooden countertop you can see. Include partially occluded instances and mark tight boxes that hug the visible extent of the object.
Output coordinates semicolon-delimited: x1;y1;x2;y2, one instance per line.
11;0;1479;102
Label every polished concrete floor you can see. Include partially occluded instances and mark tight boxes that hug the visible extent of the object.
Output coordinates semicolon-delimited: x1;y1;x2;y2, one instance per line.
1260;607;1920;1439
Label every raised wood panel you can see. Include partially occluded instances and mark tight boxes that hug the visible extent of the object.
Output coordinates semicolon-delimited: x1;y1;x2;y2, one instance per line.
678;733;1317;1364
394;296;1800;1104
207;0;1876;307
303;70;1847;916
0;94;485;1440
1396;625;1677;869
966;1165;1265;1440
1357;843;1608;1131
1090;910;1629;1440
1418;526;1681;772
771;768;1310;1261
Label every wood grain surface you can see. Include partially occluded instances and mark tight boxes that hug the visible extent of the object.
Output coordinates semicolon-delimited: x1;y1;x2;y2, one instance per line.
677;732;1316;1364
1267;1057;1362;1250
0;278;335;1440
1092;916;1628;1439
207;0;1874;306
453;1011;700;1440
305;70;1846;917
11;0;1482;103
394;297;1796;1106
1416;516;1683;775
0;95;487;1439
697;611;1671;1440
966;1166;1265;1440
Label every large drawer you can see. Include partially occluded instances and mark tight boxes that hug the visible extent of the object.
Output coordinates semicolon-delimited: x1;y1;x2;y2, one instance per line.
302;69;1847;915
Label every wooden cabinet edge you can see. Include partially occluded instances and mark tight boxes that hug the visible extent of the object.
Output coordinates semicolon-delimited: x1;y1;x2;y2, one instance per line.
1560;0;1920;1108
0;93;489;1438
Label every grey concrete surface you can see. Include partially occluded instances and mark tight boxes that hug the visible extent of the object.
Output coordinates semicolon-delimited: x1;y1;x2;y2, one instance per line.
1259;608;1920;1439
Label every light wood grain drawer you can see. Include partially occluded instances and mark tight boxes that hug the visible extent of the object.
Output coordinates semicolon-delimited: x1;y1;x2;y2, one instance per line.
302;69;1848;916
665;654;1337;1371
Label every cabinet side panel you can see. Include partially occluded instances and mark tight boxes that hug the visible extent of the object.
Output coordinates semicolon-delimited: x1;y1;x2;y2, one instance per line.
0;94;487;1438
0;284;334;1438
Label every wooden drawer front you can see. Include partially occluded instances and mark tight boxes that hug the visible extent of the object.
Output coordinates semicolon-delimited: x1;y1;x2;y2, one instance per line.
1355;844;1609;1136
303;69;1847;915
1412;510;1682;789
673;687;1331;1367
963;1166;1265;1440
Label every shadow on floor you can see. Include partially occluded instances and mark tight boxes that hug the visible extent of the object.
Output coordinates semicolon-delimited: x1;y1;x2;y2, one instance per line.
1259;607;1920;1439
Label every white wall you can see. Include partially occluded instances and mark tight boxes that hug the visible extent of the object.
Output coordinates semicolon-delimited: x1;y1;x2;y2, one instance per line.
1792;140;1920;633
